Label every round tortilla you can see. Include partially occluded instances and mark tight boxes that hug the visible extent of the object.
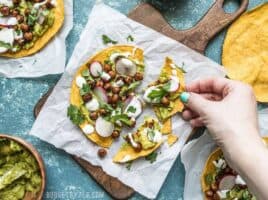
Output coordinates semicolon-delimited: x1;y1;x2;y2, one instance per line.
70;45;144;148
222;3;268;102
201;137;268;198
1;0;65;58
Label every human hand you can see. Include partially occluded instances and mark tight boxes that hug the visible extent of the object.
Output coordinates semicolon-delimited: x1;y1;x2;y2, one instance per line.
180;78;264;164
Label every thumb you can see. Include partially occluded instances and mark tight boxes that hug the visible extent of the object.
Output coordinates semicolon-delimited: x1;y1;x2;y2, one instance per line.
180;92;210;114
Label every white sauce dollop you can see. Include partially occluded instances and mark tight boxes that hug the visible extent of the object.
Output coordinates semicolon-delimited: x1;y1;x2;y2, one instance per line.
0;17;18;25
235;175;246;185
143;86;161;103
85;98;99;111
100;72;111;81
128;133;138;148
75;76;86;88
82;124;94;134
125;96;142;118
0;0;13;7
0;28;14;53
216;190;229;199
213;158;227;169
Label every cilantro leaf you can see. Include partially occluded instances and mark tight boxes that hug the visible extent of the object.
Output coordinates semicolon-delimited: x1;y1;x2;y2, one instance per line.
79;84;91;96
110;114;133;126
126;35;134;42
0;41;11;49
147;129;155;142
127;106;136;113
145;151;158;163
147;88;167;101
102;35;118;45
67;105;85;125
205;173;214;185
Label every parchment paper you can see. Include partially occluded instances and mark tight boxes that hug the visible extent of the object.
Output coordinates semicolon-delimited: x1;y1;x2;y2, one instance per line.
0;0;73;78
30;2;226;199
181;108;268;200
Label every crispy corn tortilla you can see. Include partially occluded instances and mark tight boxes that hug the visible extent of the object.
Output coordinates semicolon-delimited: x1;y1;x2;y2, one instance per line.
167;134;178;147
201;137;268;197
113;117;162;163
222;3;268;102
161;118;172;135
1;0;65;58
153;57;185;121
70;45;144;148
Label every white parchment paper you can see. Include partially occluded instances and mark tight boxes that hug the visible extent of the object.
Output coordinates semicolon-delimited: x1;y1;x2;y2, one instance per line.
181;108;268;200
30;2;226;198
0;0;73;78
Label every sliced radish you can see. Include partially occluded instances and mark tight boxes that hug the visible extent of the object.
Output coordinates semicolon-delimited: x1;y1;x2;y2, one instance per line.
125;96;143;118
115;58;137;76
166;77;180;92
90;61;103;77
85;98;99;111
93;87;108;103
75;76;87;88
110;52;131;63
95;117;114;137
219;175;236;190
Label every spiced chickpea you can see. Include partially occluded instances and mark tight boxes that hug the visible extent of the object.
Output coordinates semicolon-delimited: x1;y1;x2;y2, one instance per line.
134;142;142;152
103;64;111;72
205;190;214;197
104;83;112;91
124;76;133;84
108;71;116;79
161;96;170;106
97;148;107;158
111;94;119;104
96;80;104;87
99;108;106;116
12;0;21;4
210;182;218;192
20;23;29;32
0;6;10;16
82;94;92;103
16;15;24;23
24;32;33;41
111;130;120;139
11;9;19;17
24;8;30;16
134;72;143;81
90;112;98;120
112;87;120;94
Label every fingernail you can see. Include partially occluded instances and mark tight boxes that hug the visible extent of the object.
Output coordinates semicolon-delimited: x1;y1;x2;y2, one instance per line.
180;92;190;103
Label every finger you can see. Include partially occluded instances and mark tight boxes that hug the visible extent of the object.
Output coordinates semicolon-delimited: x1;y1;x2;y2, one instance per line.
182;109;199;120
186;77;231;95
200;93;222;101
189;117;204;127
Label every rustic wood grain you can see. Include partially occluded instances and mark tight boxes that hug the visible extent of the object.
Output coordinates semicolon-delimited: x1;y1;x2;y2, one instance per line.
34;1;248;199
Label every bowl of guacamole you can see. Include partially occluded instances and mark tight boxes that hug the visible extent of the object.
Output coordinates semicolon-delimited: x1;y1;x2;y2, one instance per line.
0;134;45;200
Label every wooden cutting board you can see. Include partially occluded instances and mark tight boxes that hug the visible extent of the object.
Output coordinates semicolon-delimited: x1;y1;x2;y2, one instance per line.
34;1;248;199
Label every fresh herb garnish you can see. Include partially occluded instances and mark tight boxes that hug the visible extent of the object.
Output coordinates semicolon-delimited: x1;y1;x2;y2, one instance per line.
126;35;134;42
0;41;11;49
127;106;136;113
67;105;85;125
126;161;132;170
79;84;91;96
100;102;114;113
27;14;37;26
81;69;90;77
110;114;133;126
145;151;158;163
148;88;167;101
205;173;214;185
119;81;141;96
102;35;118;45
147;129;155;142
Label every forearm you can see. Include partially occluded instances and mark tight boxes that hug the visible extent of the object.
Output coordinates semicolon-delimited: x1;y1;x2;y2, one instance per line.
223;133;268;200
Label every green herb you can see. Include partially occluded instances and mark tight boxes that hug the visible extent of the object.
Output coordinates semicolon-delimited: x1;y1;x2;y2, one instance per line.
79;84;91;96
110;114;133;126
126;35;134;42
205;173;214;185
0;41;11;49
82;69;90;77
127;106;136;113
27;14;37;26
126;161;132;170
148;88;167;102
100;102;114;113
102;35;118;45
162;82;171;92
67;105;85;125
145;151;158;163
104;59;113;65
177;62;186;73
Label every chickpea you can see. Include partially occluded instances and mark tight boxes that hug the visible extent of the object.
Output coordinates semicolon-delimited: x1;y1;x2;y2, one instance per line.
11;9;19;17
134;72;143;81
12;0;21;4
97;148;107;158
111;130;120;139
15;38;25;46
205;190;213;197
124;76;132;84
108;71;116;79
212;193;220;200
211;182;218;192
104;83;112;91
96;80;104;87
161;96;170;106
46;0;54;9
121;96;126;102
16;15;24;23
110;94;119;104
128;92;135;98
23;32;33;41
129;118;136;128
103;64;111;72
82;94;92;103
0;6;10;16
20;23;29;32
112;87;120;94
90;112;98;120
134;142;142;152
99;108;106;116
24;8;30;16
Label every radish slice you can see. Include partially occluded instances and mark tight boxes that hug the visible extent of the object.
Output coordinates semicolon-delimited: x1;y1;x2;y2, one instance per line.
115;58;137;76
75;76;87;88
93;87;108;103
166;77;180;92
95;117;114;137
90;61;103;77
125;96;143;118
85;98;99;111
219;175;236;190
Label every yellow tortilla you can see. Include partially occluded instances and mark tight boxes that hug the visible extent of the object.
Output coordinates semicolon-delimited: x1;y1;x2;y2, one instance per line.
153;57;185;121
1;0;65;58
201;137;268;197
161;118;172;135
222;3;268;102
167;134;178;147
70;45;144;148
113;117;162;163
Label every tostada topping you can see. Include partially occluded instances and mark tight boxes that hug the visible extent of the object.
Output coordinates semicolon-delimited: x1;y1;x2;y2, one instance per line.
95;116;114;138
115;57;137;76
75;76;86;88
124;96;143;118
0;0;56;54
85;98;99;111
89;61;103;77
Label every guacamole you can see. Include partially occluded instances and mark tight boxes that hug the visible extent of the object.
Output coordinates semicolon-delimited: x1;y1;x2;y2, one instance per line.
0;138;42;200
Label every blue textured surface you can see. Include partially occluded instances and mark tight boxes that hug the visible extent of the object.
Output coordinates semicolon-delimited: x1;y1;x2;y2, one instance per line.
0;0;266;199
